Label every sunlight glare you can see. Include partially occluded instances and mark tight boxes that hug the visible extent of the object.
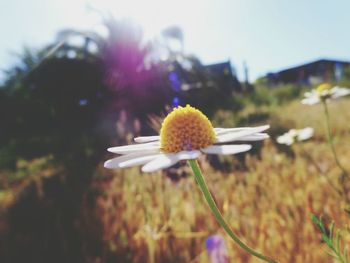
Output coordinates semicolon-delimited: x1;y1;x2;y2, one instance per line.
88;0;198;39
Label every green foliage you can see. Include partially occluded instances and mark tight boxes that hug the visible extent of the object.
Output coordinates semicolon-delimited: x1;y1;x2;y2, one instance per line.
312;214;349;263
249;86;276;106
248;84;306;107
342;67;350;81
271;84;304;103
229;95;246;112
254;76;269;86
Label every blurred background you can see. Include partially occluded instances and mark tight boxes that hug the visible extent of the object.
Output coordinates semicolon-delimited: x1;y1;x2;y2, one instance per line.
1;0;350;262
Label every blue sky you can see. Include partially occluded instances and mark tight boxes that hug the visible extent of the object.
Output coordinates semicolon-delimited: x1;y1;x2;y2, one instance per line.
1;0;350;82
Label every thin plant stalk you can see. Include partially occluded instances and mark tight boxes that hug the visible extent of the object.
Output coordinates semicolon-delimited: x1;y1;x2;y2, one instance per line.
188;159;277;263
322;101;348;177
297;142;343;197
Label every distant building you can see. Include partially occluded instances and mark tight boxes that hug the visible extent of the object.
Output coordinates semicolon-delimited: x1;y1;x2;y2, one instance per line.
204;61;242;93
169;60;241;93
161;59;243;115
167;60;242;108
266;59;350;86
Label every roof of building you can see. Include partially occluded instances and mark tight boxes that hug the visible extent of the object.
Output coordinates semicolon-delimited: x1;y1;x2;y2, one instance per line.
204;61;236;76
275;58;350;75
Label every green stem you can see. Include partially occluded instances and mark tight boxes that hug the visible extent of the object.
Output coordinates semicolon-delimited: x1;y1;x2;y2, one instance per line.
323;101;348;177
188;159;277;263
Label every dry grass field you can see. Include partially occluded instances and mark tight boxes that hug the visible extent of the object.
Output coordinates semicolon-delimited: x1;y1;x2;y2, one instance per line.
89;97;350;262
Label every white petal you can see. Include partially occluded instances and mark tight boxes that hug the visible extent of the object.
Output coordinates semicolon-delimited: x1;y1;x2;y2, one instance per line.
141;154;178;173
141;150;201;173
301;95;320;105
216;125;270;143
303;91;314;97
119;154;162;168
104;151;161;169
276;134;293;145
134;136;160;143
214;127;254;136
107;142;160;154
234;133;269;141
174;150;202;160
201;144;252;155
331;87;350;98
297;127;314;141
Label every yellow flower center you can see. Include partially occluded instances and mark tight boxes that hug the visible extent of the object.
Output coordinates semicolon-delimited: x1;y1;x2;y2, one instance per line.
316;83;332;94
160;105;216;153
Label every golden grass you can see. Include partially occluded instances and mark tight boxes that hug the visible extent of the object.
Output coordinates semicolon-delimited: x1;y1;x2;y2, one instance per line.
92;97;350;262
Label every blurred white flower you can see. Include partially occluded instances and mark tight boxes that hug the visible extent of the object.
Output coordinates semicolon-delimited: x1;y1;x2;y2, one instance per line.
277;127;314;146
302;83;350;105
105;105;269;172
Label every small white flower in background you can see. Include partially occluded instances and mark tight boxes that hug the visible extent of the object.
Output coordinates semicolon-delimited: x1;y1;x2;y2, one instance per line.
277;127;314;146
301;83;350;105
104;105;269;173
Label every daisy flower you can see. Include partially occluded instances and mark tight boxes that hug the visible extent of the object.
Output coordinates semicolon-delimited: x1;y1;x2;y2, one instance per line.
104;105;276;262
301;84;349;179
301;83;350;105
277;127;314;146
104;105;269;172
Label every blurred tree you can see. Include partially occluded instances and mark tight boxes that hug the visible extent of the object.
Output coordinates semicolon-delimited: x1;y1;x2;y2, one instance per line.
161;25;184;53
0;43;109;263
